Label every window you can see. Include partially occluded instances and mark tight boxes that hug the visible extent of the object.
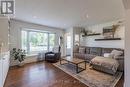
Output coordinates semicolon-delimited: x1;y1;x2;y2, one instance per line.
49;34;55;51
21;31;27;51
21;30;55;54
67;35;71;49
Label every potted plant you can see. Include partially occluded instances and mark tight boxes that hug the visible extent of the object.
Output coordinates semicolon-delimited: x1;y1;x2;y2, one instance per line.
11;48;26;66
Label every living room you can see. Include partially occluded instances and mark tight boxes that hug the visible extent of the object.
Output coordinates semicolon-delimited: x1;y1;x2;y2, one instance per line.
0;0;130;87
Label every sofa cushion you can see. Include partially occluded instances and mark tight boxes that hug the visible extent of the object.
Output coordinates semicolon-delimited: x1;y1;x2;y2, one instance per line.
73;46;79;53
90;47;102;56
86;47;90;54
79;47;86;54
85;54;96;62
73;53;79;58
74;53;85;59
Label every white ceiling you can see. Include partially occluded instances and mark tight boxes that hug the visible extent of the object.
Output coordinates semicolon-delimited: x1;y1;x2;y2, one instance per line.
14;0;125;29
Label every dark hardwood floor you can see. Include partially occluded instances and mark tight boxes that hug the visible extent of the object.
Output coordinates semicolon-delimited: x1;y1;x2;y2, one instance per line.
4;62;124;87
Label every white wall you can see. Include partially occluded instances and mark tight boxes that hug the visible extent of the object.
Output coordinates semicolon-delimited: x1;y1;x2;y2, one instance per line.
81;20;125;49
10;19;65;66
0;18;9;52
125;9;130;87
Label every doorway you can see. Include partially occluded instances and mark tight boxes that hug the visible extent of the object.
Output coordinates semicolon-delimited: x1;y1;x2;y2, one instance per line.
66;33;71;56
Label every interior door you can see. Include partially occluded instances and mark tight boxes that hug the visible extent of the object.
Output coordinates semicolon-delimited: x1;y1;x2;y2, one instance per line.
66;34;71;56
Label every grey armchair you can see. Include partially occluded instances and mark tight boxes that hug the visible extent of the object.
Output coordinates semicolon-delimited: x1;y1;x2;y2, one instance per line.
45;46;61;63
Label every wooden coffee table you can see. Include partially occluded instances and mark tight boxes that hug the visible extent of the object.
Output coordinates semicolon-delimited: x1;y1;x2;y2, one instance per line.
60;57;86;73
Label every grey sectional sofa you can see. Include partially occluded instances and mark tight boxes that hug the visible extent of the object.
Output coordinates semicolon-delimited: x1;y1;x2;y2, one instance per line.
73;46;124;72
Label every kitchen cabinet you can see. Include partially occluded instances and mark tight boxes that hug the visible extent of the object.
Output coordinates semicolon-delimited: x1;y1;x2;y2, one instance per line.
0;53;10;87
2;53;10;85
0;17;10;87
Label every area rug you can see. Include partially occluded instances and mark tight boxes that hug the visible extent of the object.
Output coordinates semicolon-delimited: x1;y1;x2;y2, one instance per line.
53;62;122;87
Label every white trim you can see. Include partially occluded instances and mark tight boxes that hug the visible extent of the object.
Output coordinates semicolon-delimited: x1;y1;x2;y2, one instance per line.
26;54;38;57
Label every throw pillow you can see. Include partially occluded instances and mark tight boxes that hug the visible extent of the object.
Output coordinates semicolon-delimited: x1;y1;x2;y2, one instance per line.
110;50;123;59
103;53;111;58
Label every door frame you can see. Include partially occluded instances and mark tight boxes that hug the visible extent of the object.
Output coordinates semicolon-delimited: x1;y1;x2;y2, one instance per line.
65;33;71;56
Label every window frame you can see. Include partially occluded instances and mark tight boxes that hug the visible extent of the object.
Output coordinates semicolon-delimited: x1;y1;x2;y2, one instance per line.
21;29;56;54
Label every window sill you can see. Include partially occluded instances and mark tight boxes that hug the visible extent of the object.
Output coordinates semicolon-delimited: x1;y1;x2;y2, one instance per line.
26;54;38;57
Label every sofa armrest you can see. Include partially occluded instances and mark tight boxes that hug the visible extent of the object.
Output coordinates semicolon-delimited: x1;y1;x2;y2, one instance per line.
114;56;124;60
114;56;124;71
